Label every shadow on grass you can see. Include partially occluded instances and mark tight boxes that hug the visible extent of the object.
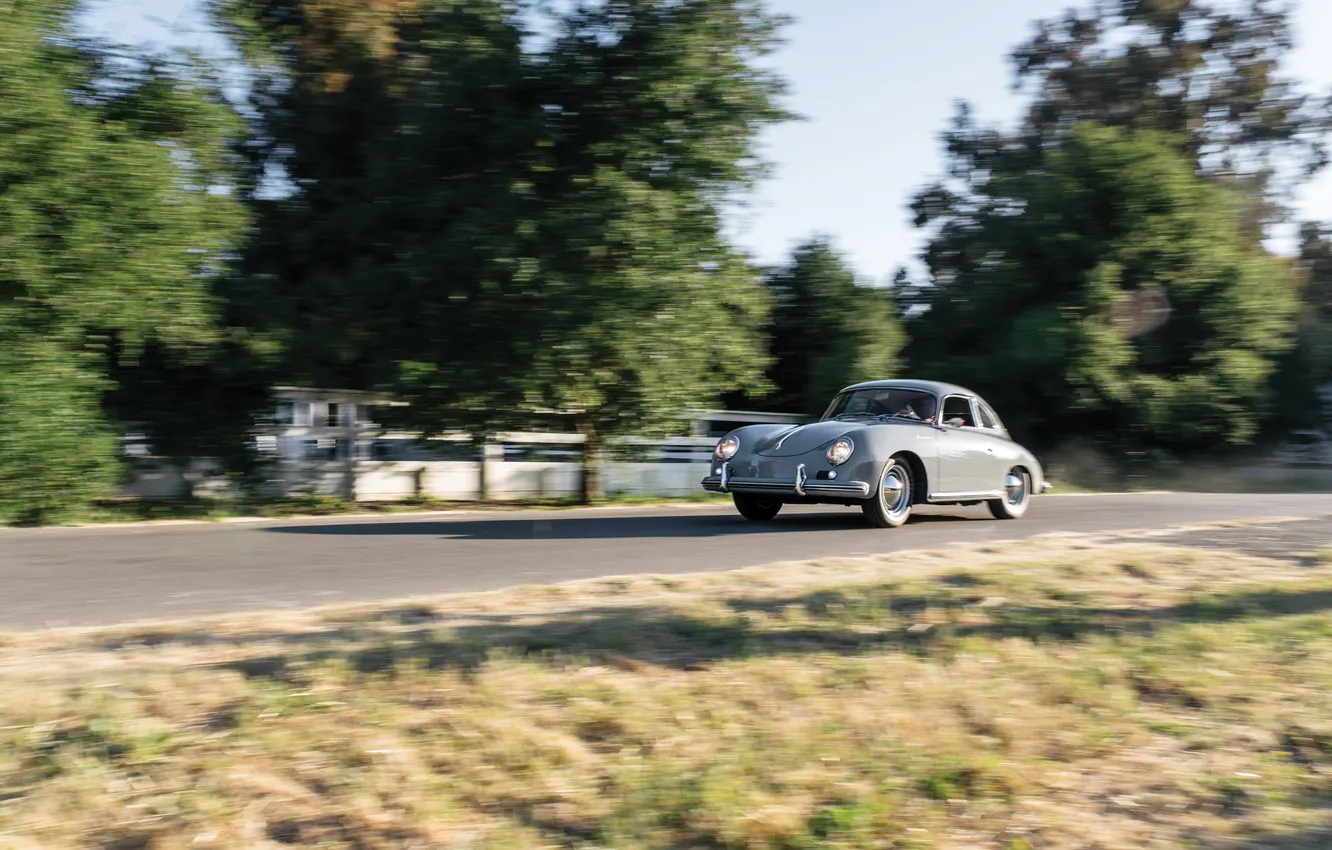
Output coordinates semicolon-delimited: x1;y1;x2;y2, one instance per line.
1207;819;1332;850
87;578;1332;685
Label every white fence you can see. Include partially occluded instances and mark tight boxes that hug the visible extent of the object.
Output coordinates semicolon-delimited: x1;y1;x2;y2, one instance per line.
345;460;710;501
119;443;719;502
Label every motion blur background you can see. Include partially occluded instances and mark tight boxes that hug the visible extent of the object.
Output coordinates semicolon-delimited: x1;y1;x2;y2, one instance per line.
5;0;1332;525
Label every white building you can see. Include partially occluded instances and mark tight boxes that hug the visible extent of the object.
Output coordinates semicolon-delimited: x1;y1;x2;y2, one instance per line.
259;386;402;462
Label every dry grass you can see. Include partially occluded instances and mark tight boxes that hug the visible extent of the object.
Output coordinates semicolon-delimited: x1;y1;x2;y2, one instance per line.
3;534;1332;849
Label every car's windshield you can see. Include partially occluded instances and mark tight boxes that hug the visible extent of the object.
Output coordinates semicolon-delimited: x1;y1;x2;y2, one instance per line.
821;388;938;422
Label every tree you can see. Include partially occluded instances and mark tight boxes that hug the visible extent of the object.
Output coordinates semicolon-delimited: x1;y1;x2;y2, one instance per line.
213;0;792;501
513;0;791;499
1010;0;1331;210
901;0;1328;461
908;1;1332;309
763;237;905;416
1296;222;1332;333
1268;222;1332;432
0;1;248;523
907;122;1297;457
209;0;546;496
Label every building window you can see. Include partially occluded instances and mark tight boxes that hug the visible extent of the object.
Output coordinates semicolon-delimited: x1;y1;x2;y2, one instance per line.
302;438;337;461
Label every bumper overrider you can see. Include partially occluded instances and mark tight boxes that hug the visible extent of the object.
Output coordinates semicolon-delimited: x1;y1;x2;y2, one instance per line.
702;462;872;498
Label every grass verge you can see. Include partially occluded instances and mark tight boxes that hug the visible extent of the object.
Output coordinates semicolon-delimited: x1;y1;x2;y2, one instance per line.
3;536;1332;848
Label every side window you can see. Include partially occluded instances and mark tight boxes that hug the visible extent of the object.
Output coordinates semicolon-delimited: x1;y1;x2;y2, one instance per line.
941;395;977;427
978;401;1005;431
977;403;997;430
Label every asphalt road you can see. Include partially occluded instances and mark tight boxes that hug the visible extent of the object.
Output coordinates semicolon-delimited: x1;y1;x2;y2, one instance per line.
2;493;1331;630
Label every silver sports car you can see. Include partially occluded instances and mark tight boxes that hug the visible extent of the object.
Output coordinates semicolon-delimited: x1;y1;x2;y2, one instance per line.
701;379;1051;528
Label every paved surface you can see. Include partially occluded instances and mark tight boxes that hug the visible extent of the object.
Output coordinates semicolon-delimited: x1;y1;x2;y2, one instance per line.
2;494;1331;630
1157;516;1332;562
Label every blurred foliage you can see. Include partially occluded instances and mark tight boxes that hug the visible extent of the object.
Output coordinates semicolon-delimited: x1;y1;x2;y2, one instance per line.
0;337;120;527
505;0;790;498
1296;223;1332;384
758;237;905;417
0;0;249;523
906;122;1298;455
210;0;792;498
1010;0;1331;213
103;334;280;482
907;0;1332;274
1269;224;1332;432
902;0;1330;457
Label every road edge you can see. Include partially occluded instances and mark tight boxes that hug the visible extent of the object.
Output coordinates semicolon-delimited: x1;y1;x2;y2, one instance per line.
0;490;1187;533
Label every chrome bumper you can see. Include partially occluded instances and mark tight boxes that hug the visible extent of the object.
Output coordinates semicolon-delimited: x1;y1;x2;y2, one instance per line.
702;462;871;498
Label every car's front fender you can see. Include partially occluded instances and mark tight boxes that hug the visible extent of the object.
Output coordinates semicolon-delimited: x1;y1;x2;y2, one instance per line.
1009;443;1048;493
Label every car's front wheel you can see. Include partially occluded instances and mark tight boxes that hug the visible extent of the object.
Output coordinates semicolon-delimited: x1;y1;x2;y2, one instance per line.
862;457;913;528
734;493;782;522
988;468;1031;520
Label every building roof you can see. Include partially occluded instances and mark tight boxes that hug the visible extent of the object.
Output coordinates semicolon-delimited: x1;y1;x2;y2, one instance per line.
270;386;404;405
838;378;980;398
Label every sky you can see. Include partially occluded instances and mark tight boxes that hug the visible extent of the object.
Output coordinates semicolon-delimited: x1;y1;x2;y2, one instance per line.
80;0;1332;285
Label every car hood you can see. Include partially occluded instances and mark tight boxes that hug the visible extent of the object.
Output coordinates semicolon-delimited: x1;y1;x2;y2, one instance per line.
752;420;868;457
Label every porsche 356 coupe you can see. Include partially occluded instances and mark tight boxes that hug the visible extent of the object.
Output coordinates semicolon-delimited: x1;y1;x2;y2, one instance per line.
701;379;1051;528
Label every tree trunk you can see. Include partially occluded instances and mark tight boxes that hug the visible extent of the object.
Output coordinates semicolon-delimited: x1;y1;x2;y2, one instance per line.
578;418;604;503
474;433;489;502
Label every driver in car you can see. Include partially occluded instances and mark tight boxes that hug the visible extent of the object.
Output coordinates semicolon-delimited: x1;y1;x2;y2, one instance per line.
899;394;936;424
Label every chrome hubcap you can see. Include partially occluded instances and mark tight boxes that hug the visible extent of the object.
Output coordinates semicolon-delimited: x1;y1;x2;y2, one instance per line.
1005;471;1027;506
882;465;911;516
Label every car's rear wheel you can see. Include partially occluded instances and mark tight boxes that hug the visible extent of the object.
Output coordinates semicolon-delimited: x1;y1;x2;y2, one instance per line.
988;467;1031;520
734;493;782;521
862;457;913;528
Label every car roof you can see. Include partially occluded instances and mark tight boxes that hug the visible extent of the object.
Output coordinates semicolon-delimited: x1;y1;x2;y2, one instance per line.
838;378;981;399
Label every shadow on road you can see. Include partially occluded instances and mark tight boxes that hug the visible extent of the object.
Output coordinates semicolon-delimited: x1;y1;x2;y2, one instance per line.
260;507;986;540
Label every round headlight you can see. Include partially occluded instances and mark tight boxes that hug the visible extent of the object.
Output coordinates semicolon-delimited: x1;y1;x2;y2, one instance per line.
716;435;740;460
826;437;854;466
